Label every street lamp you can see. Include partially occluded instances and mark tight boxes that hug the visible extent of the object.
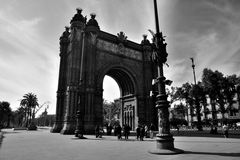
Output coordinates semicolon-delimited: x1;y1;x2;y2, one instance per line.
149;0;183;154
74;95;86;139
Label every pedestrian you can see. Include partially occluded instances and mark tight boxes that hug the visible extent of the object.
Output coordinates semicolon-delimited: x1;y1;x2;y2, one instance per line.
117;124;122;140
149;123;155;139
123;124;131;140
99;126;104;138
136;125;141;140
113;125;117;136
0;130;3;148
123;124;127;140
176;125;180;134
95;125;100;138
222;123;229;138
107;124;112;135
140;126;145;141
144;125;149;138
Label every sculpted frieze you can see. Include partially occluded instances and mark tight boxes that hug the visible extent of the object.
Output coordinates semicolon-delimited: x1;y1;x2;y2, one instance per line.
96;39;142;60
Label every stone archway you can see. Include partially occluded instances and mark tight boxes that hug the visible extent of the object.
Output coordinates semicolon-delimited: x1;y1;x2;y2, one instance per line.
99;66;138;130
51;9;157;134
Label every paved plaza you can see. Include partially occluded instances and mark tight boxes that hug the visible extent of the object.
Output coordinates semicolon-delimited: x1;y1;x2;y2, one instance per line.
1;128;240;160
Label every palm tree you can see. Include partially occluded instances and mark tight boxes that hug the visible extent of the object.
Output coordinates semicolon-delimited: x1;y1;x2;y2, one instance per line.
20;93;39;129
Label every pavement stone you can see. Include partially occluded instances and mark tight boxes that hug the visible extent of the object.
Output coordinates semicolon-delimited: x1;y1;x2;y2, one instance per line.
0;128;240;160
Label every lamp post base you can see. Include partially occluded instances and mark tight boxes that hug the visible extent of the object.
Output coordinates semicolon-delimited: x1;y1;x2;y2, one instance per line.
149;134;184;155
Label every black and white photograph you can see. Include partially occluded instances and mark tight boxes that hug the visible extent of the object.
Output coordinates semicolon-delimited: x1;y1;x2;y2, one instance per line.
0;0;240;159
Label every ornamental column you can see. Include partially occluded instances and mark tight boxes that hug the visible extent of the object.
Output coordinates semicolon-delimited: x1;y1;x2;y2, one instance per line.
81;13;100;133
51;26;70;133
60;8;86;134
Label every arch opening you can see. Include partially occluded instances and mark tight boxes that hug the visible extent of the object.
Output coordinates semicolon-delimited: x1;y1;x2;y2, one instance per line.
103;76;120;102
101;68;137;130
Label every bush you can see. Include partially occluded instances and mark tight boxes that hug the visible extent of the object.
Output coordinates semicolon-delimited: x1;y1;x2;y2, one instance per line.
170;118;188;127
27;123;37;130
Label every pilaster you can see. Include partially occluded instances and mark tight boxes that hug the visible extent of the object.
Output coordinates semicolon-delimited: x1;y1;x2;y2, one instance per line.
51;26;70;133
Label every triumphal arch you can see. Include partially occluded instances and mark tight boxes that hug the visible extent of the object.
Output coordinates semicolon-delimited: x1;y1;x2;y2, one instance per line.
51;8;157;134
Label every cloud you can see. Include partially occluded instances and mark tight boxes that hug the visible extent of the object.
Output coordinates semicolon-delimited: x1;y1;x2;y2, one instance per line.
165;0;240;86
0;3;59;113
0;0;239;115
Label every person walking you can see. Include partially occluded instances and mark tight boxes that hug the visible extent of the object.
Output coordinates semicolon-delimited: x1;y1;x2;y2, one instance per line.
95;125;100;138
144;125;149;138
99;126;104;138
113;125;117;136
222;123;229;138
149;123;155;139
116;124;122;140
140;125;145;141
136;125;141;140
123;124;130;140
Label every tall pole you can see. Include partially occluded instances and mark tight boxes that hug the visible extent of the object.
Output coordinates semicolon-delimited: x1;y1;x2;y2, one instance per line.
149;0;183;154
190;58;203;131
189;58;195;127
190;58;196;85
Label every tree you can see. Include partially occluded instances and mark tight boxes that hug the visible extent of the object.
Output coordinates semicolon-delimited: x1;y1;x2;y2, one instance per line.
103;99;121;126
190;82;204;130
193;82;208;121
12;106;26;127
20;93;39;129
236;76;240;113
221;75;238;117
0;101;12;128
36;107;49;126
172;103;186;119
202;68;223;124
173;82;194;126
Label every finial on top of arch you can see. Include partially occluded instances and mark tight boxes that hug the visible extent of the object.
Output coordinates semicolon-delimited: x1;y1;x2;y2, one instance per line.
86;12;99;29
65;26;70;30
143;34;147;39
76;7;83;13
141;34;150;45
117;31;127;43
90;13;96;19
70;7;86;24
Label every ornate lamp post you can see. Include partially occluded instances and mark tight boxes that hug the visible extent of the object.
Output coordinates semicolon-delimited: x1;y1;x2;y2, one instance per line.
74;96;86;139
75;110;85;139
149;0;183;154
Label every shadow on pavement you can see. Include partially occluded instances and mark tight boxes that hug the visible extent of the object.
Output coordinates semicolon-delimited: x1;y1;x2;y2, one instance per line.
177;140;240;144
1;131;20;134
171;130;240;139
184;151;240;157
71;136;153;142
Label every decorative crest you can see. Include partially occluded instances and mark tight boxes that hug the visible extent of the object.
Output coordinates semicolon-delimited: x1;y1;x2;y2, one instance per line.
70;8;87;24
141;34;150;45
86;13;99;29
117;31;127;43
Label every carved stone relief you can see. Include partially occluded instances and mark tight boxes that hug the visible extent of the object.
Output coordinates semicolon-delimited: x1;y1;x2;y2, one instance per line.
96;39;142;60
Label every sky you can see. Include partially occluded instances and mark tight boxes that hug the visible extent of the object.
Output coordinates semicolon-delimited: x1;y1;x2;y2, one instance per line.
0;0;240;116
